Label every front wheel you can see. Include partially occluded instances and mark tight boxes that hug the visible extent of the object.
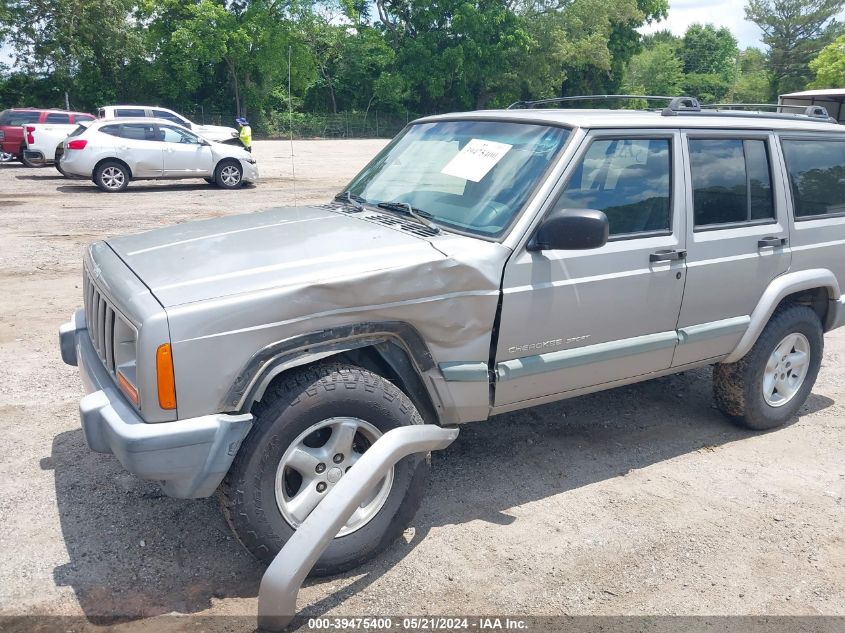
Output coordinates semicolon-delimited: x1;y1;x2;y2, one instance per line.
94;161;130;192
214;159;243;189
221;363;429;576
713;304;823;430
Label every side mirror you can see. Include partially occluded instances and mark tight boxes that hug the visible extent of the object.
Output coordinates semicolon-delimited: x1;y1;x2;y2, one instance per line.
528;208;609;251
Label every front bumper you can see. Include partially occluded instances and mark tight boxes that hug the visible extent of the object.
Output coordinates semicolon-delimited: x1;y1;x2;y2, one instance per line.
60;309;253;498
242;159;259;182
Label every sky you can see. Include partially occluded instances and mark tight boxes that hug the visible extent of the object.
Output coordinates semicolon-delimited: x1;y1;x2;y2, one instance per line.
639;0;765;49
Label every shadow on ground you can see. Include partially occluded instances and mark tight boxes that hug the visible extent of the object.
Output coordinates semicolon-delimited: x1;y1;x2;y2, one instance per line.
47;366;834;624
56;182;218;194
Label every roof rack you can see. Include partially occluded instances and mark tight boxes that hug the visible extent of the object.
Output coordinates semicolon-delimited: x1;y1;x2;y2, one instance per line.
697;102;836;123
506;94;681;110
505;94;837;124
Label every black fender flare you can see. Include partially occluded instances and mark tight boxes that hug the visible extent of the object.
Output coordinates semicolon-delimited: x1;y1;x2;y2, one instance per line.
221;321;453;423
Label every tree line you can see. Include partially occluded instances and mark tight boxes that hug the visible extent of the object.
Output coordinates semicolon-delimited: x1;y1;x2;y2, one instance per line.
1;0;844;135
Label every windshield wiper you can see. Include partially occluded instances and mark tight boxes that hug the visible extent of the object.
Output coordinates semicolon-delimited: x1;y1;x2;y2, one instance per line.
376;201;441;234
333;190;366;210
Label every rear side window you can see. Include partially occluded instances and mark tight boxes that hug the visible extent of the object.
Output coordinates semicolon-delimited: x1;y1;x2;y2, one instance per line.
689;139;774;228
115;108;146;118
781;139;845;219
99;124;121;137
0;110;41;125
118;123;157;141
46;112;70;123
555;137;672;236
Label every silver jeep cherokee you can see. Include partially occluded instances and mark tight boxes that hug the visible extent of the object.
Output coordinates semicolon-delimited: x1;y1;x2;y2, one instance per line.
60;97;845;574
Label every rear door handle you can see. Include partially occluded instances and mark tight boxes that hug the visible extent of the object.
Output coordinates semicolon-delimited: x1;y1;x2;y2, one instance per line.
650;249;687;263
758;236;787;248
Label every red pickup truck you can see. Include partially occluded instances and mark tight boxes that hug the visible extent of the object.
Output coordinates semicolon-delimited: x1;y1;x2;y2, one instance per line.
0;108;95;165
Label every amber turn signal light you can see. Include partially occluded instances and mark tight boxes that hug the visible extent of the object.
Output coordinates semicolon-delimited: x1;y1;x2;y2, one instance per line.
156;343;177;410
117;371;140;406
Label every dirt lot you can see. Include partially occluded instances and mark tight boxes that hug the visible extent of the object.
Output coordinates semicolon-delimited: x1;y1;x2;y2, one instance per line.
0;140;843;630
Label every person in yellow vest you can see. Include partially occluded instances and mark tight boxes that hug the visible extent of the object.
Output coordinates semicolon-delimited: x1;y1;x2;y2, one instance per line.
235;117;252;152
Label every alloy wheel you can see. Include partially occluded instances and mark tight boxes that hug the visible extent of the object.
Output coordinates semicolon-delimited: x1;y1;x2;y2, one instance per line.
101;166;125;190
274;417;393;536
763;332;811;407
220;165;241;187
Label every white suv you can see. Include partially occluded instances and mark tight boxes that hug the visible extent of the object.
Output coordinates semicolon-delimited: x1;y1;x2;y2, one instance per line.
97;105;239;144
59;118;258;192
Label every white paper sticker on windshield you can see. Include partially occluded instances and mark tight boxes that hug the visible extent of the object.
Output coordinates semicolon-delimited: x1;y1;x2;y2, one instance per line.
440;138;512;182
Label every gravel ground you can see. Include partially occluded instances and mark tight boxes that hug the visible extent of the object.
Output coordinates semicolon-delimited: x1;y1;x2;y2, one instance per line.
0;140;843;631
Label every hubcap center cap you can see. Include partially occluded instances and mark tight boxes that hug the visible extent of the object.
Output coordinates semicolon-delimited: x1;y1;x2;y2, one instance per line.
326;466;343;484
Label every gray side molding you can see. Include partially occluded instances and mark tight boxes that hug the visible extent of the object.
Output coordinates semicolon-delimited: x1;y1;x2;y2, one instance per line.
257;424;460;631
724;269;841;364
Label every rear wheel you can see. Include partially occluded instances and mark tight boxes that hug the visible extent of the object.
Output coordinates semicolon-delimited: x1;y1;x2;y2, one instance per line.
713;304;823;430
214;159;243;189
0;151;13;163
94;161;130;192
20;151;44;168
221;363;429;576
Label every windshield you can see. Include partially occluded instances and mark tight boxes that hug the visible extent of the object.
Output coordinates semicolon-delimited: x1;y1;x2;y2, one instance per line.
344;120;570;237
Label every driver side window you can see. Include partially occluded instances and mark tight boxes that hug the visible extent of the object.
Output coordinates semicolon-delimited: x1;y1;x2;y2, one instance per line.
160;125;199;144
555;137;672;237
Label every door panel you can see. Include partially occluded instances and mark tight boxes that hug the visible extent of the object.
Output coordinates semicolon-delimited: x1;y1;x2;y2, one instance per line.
494;131;687;408
159;126;214;176
114;123;163;178
673;132;791;366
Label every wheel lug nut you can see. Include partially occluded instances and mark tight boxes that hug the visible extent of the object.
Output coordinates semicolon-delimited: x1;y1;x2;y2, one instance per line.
316;482;327;493
315;463;326;474
333;453;344;463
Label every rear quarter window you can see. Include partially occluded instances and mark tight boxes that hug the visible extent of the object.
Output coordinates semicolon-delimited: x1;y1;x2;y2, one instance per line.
781;139;845;219
97;124;121;137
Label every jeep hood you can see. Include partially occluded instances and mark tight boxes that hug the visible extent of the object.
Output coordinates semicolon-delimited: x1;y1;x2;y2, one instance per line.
106;206;448;308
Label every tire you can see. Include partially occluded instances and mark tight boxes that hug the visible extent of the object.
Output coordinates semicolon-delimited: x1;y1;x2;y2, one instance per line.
204;177;216;184
20;151;44;168
713;304;823;430
214;159;243;189
221;362;429;576
94;161;130;192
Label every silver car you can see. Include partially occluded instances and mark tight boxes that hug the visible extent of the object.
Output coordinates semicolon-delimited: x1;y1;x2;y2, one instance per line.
60;97;845;576
59;118;258;192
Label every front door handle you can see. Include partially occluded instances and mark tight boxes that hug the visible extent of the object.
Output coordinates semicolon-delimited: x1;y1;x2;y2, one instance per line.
650;249;687;263
758;236;787;248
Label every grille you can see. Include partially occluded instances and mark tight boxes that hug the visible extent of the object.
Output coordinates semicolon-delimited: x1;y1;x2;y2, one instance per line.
83;268;117;373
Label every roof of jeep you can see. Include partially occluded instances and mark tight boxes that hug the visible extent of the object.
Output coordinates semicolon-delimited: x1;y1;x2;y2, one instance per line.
417;108;845;134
